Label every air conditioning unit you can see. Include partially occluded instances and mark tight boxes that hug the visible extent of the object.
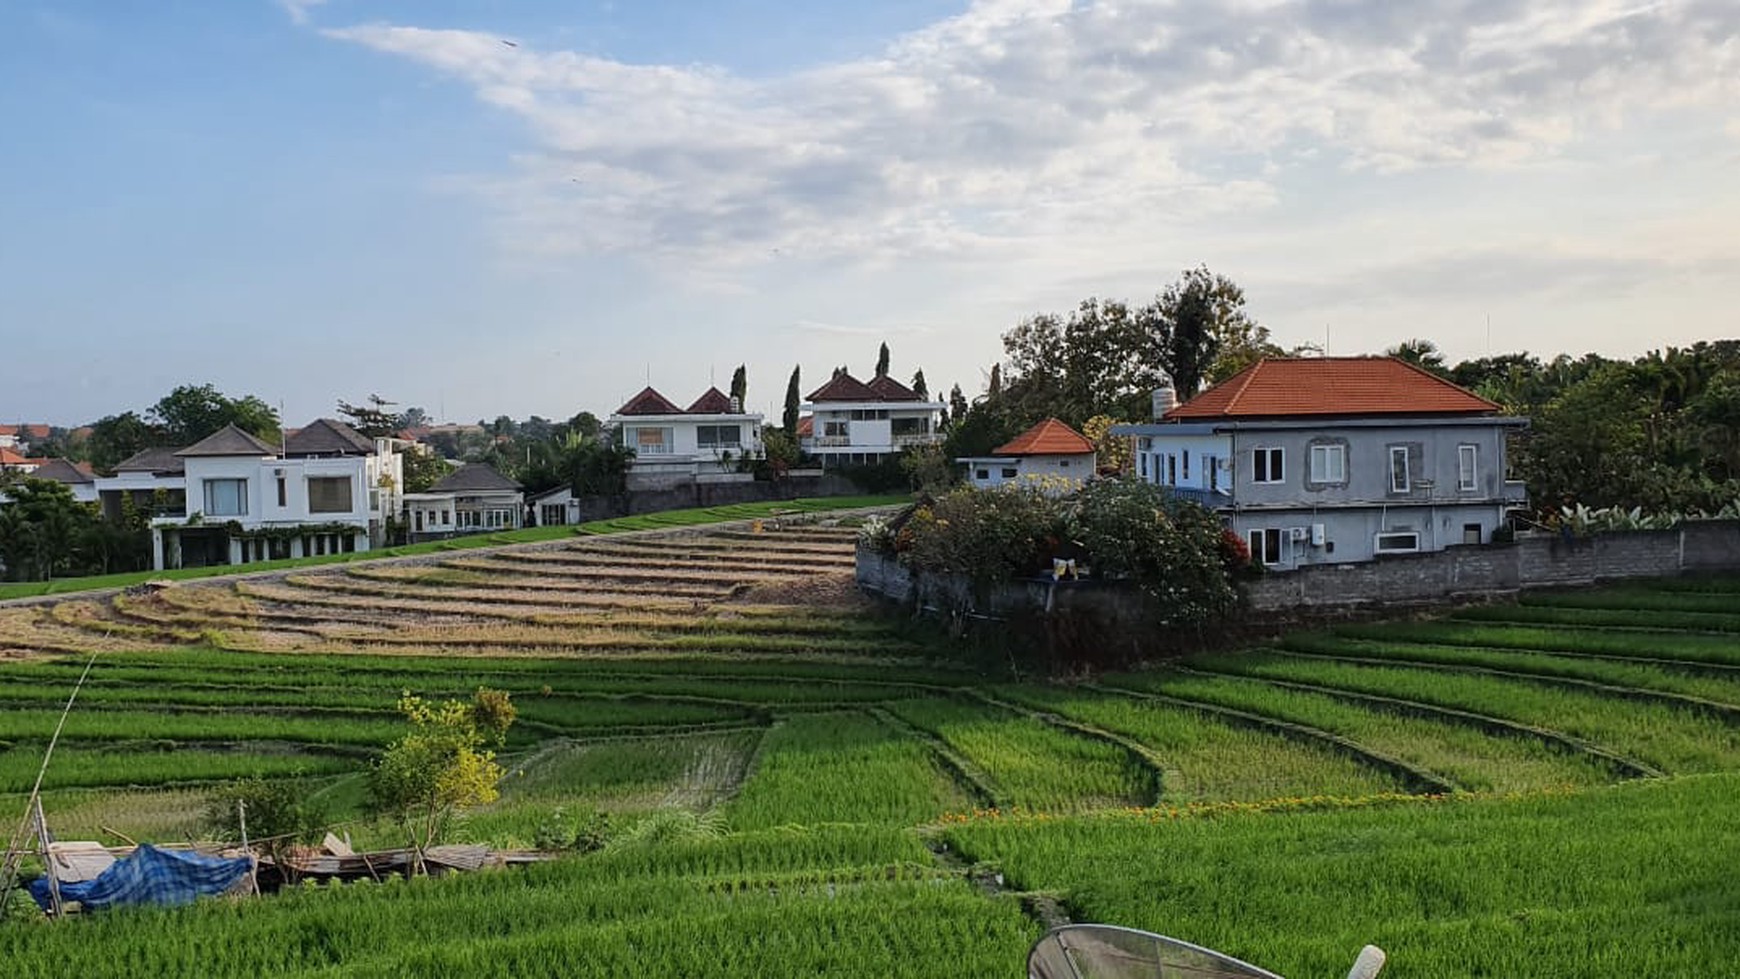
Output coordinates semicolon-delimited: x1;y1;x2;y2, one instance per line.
272;468;285;477
1289;527;1308;542
1310;523;1326;546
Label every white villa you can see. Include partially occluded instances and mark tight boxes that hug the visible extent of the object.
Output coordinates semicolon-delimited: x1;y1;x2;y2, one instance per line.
136;421;404;570
959;418;1097;493
799;372;944;467
608;386;764;491
402;463;523;542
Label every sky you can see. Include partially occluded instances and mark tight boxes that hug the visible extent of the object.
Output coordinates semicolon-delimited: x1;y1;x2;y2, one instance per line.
2;0;1737;429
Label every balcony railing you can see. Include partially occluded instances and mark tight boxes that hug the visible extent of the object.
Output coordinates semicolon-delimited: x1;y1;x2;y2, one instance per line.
892;433;942;447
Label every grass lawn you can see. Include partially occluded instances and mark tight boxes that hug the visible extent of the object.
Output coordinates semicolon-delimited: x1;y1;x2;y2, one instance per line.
0;495;905;600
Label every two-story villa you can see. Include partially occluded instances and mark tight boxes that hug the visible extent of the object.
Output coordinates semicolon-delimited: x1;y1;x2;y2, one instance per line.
800;372;944;467
609;386;765;491
1116;358;1528;569
122;421;402;570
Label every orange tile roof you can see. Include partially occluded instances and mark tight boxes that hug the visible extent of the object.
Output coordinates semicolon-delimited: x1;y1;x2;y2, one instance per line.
994;418;1095;456
0;424;51;439
0;447;34;466
1165;357;1501;420
796;416;814;437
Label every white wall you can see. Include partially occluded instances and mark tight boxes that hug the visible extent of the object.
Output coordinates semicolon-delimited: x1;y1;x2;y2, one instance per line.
1134;433;1233;493
181;454;369;528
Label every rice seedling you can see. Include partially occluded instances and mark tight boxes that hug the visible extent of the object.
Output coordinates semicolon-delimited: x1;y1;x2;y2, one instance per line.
1199;654;1740;774
995;686;1403;802
1104;670;1614;792
882;698;1151;811
726;712;974;830
1334;620;1740;666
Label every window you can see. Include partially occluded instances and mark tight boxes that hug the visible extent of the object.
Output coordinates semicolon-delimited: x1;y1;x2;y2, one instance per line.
1375;531;1419;553
1463;522;1483;545
543;503;567;526
1252;448;1284;484
1458;444;1478;492
1058;459;1071;468
1167;455;1178;485
1001;467;1018;479
1139;454;1148;479
1389;446;1411;493
1207;455;1219;491
975;469;989;480
276;475;287;507
1182;450;1190;481
633;427;672;455
307;477;353;514
850;409;889;421
697;424;742;447
823;421;848;438
1248;528;1284;566
1309;444;1346;483
203;478;247;516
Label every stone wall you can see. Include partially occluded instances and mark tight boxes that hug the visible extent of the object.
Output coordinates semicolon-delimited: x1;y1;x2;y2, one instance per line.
858;520;1740;620
573;473;864;523
1244;520;1740;611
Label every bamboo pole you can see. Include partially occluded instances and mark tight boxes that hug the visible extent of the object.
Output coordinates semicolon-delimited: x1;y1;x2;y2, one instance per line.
0;650;97;917
34;798;62;919
237;800;258;896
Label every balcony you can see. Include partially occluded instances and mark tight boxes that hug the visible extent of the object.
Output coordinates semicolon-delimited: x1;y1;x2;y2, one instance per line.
892;432;942;447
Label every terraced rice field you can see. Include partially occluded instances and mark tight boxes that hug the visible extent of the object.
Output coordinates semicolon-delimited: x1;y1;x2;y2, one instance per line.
3;526;1739;977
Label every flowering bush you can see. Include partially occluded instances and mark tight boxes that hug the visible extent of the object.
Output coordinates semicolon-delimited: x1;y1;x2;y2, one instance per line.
900;485;1064;585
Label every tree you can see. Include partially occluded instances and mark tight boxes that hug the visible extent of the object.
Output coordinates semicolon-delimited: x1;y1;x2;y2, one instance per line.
1139;266;1253;399
729;364;747;407
398;406;430;430
911;369;928;401
1081;415;1132;474
947;384;970;431
205;776;328;880
0;479;94;581
783;365;802;436
400;445;451;493
988;364;1002;397
337;394;401;438
898;443;954;493
151;384;279;445
369;689;515;854
875;343;891;378
85;411;162;472
566;411;601;441
1387;339;1449;377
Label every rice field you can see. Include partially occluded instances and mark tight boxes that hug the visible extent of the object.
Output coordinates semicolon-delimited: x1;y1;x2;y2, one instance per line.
2;526;1738;977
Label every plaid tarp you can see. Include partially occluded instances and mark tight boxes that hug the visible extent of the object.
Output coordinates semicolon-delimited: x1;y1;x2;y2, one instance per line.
29;844;252;912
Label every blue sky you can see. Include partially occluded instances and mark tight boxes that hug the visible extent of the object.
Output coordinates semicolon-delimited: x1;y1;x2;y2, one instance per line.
3;0;1737;429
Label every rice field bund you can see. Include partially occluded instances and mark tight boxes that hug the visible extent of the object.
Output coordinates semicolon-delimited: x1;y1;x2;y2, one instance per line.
3;517;1739;977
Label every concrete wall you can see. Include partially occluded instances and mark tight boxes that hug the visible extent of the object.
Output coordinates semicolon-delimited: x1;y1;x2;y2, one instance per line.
858;521;1740;622
572;472;864;523
1244;520;1740;611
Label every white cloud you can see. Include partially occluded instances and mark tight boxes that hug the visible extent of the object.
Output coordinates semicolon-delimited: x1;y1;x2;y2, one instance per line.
322;1;1739;267
278;0;329;26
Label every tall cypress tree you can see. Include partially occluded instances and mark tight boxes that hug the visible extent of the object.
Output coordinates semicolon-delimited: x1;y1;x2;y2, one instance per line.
875;343;891;378
783;365;802;435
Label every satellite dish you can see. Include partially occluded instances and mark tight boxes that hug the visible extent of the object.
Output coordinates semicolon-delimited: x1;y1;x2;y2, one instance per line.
1028;925;1384;979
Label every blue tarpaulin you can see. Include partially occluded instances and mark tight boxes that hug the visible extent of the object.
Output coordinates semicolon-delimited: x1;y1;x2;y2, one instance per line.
29;844;252;912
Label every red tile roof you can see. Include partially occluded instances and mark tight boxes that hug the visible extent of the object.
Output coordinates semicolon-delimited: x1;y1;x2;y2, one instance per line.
994;418;1095;456
0;424;51;439
806;372;879;402
796;415;814;437
1165;357;1501;420
0;447;34;466
866;374;923;402
686;387;735;413
615;387;684;416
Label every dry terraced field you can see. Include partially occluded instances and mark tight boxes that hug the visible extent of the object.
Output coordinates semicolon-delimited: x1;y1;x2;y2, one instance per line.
3;525;1740;978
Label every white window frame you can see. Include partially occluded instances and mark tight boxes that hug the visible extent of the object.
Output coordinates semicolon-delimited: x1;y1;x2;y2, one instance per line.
696;424;742;448
306;476;354;514
1374;531;1420;553
631;426;674;455
1388;446;1411;493
1253;447;1284;484
1309;444;1346;484
203;478;247;517
1458;444;1478;492
1248;527;1285;566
